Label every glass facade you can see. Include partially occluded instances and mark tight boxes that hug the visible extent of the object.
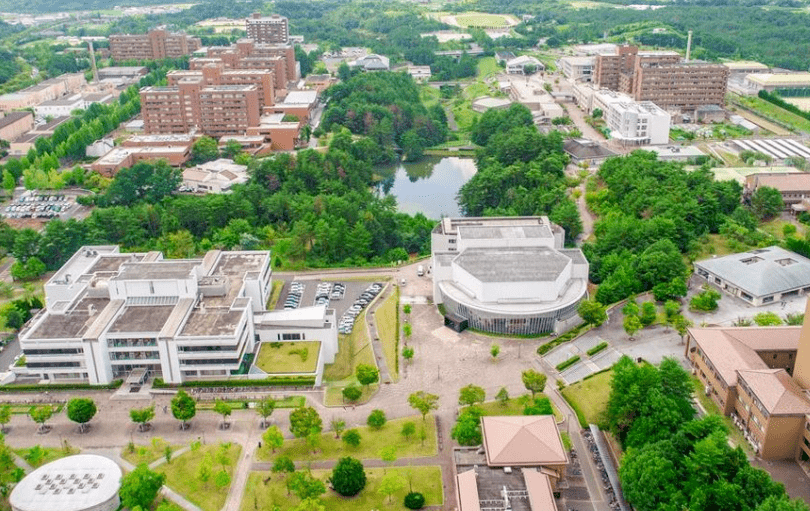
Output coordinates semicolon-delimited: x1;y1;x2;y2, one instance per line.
442;295;581;335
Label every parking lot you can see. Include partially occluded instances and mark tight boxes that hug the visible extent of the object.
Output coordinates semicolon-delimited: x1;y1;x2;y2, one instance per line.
2;189;85;222
274;277;387;333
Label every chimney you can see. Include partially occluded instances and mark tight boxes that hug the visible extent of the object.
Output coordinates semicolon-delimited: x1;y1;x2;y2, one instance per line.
88;304;96;317
793;298;810;389
685;30;693;62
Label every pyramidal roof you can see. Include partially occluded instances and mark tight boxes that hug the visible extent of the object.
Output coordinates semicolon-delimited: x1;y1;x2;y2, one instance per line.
481;415;567;466
737;368;810;416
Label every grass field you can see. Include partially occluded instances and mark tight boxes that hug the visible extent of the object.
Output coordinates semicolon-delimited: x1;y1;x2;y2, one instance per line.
561;370;613;428
374;290;399;382
256;341;320;374
475;393;564;422
13;446;78;468
323;309;376;382
121;438;181;466
453;12;513;28
734;95;810;134
256;415;437;462
241;466;443;511
324;383;377;406
477;56;501;78
157;442;241;511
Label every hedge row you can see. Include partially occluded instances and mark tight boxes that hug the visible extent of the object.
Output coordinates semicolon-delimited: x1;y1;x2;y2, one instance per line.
556;356;581;372
758;89;810;121
536;324;590;355
0;379;123;392
586;342;609;357
153;377;316;388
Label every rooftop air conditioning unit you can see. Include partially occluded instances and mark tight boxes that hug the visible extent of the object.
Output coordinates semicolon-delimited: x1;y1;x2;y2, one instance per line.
705;386;712;396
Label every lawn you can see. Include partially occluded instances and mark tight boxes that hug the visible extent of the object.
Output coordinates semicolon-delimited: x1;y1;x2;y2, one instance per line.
196;396;305;411
561;369;613;428
13;446;78;468
374;289;399;382
477;56;501;78
475;393;564;422
256;341;320;374
256;415;437;462
157;442;241;511
121;438;181;466
241;466;443;511
323;309;376;381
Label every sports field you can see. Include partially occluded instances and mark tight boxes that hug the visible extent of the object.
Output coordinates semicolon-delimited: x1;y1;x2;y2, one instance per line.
442;12;519;29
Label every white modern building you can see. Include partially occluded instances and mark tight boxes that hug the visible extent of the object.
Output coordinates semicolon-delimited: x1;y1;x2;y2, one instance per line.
16;246;337;385
350;54;390;72
182;158;249;193
573;84;670;145
506;55;544;75
10;454;122;511
606;101;670;145
559;56;594;82
432;217;588;335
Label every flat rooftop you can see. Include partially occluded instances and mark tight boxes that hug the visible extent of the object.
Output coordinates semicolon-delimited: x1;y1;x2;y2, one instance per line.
29;296;110;339
747;73;810;86
454;247;573;283
108;305;175;333
180;307;243;337
114;260;200;281
458;224;553;240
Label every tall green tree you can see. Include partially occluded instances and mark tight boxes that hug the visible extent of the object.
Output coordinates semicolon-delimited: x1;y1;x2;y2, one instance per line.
171;390;196;430
66;398;97;433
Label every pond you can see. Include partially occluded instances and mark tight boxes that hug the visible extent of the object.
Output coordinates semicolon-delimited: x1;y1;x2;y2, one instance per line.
376;156;477;219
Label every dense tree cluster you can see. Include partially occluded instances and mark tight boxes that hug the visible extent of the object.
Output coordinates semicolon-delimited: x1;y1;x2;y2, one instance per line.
322;72;448;163
585;151;741;304
458;104;581;244
608;357;808;511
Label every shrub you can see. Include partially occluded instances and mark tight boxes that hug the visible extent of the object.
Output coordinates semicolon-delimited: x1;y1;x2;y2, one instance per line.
330;457;366;497
587;342;608;356
404;491;426;509
690;288;721;312
342;385;362;402
367;409;387;429
556;356;580;372
753;311;783;326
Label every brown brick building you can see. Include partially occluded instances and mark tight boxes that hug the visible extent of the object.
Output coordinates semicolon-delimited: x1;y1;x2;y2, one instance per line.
245;13;289;44
140;83;260;138
594;45;729;112
195;39;297;89
109;29;201;62
167;65;275;110
685;302;810;461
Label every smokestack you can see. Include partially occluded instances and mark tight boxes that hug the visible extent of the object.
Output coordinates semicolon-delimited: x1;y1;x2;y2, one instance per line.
88;41;99;83
685;30;693;62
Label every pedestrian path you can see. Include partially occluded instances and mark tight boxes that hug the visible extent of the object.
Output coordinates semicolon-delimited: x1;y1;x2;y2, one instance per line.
365;284;394;384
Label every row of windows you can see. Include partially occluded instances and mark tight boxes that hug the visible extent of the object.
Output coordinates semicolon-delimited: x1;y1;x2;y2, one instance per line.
24;348;82;355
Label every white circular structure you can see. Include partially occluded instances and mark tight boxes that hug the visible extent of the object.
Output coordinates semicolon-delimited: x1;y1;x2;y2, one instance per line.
10;454;122;511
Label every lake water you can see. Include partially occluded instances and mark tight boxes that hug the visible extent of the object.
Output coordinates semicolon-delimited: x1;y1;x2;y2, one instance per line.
377;156;477;219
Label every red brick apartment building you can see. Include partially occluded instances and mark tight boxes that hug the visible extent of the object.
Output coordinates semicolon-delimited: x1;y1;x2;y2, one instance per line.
245;13;289;44
109;29;201;61
594;45;729;112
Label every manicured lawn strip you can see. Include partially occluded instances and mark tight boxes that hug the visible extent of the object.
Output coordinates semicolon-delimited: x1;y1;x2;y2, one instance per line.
561;369;613;428
587;342;608;356
373;289;399;381
13;446;79;468
196;396;305;411
121;439;182;466
154;498;185;511
323;309;376;381
256;341;320;374
475;393;564;422
267;280;284;310
556;355;581;372
157;443;241;511
256;415;437;462
2;403;64;414
240;466;443;511
455;13;510;27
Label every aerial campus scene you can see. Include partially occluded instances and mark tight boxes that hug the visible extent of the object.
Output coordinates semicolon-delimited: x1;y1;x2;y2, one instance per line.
1;0;810;510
